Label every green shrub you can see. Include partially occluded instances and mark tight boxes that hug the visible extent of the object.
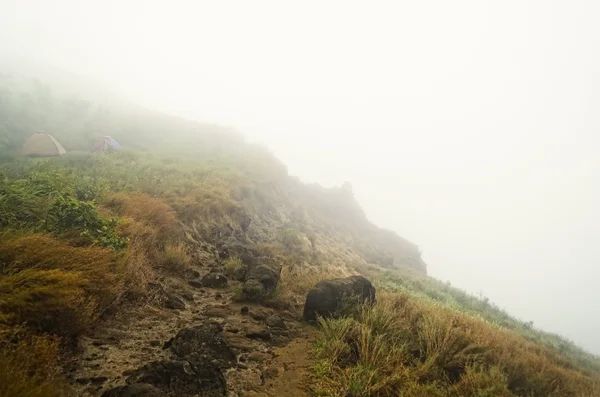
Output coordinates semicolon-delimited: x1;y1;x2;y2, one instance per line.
47;195;128;249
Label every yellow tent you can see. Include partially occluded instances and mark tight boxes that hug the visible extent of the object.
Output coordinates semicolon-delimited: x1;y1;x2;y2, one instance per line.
22;132;67;157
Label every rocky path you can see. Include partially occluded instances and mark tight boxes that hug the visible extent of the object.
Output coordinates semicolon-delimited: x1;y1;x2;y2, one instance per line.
61;265;315;397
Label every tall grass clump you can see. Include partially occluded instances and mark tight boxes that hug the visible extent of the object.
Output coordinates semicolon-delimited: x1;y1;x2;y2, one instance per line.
311;289;600;397
159;242;191;273
0;233;121;337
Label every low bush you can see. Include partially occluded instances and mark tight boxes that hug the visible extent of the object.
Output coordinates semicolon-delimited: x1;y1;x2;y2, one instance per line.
47;195;128;249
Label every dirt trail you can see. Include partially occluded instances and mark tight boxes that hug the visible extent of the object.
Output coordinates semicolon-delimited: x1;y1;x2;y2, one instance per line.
61;265;315;397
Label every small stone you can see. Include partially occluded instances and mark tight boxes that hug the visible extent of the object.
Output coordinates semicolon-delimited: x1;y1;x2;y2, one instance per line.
91;376;108;385
241;306;249;315
188;280;203;288
164;295;185;310
249;309;270;321
266;314;287;329
247;352;270;362
181;291;194;301
149;340;160;347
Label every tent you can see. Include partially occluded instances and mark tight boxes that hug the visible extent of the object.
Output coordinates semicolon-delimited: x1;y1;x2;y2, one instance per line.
22;132;67;157
92;136;121;152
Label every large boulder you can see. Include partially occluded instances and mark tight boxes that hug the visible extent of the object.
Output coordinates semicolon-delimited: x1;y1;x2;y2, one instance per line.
303;275;376;323
242;257;282;299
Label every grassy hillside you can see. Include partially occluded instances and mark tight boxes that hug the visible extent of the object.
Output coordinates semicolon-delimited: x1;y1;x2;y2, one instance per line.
0;75;599;396
310;269;600;396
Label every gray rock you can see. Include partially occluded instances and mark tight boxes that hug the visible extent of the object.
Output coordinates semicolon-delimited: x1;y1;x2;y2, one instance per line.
303;275;376;323
266;314;287;330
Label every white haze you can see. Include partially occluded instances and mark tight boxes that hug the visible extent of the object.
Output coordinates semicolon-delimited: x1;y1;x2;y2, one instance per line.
2;0;600;354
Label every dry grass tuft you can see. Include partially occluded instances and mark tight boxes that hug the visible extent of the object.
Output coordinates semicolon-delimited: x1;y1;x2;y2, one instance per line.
267;264;346;310
103;192;179;244
159;242;191;273
0;233;120;337
0;331;70;397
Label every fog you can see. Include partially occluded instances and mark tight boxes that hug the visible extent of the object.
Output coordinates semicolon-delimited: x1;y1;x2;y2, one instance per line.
2;0;600;354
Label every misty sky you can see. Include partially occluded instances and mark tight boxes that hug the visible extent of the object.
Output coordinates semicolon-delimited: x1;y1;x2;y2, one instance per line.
2;0;600;354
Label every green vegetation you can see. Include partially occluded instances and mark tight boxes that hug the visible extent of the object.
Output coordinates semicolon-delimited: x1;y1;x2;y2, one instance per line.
0;151;233;394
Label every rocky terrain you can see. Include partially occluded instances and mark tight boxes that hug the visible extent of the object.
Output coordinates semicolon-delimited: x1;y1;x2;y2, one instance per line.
61;244;317;397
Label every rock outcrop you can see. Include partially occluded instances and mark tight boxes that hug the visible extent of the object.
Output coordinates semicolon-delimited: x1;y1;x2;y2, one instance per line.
303;275;376;322
102;324;233;397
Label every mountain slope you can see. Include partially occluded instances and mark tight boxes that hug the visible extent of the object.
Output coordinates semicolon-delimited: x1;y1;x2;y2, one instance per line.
0;75;599;396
